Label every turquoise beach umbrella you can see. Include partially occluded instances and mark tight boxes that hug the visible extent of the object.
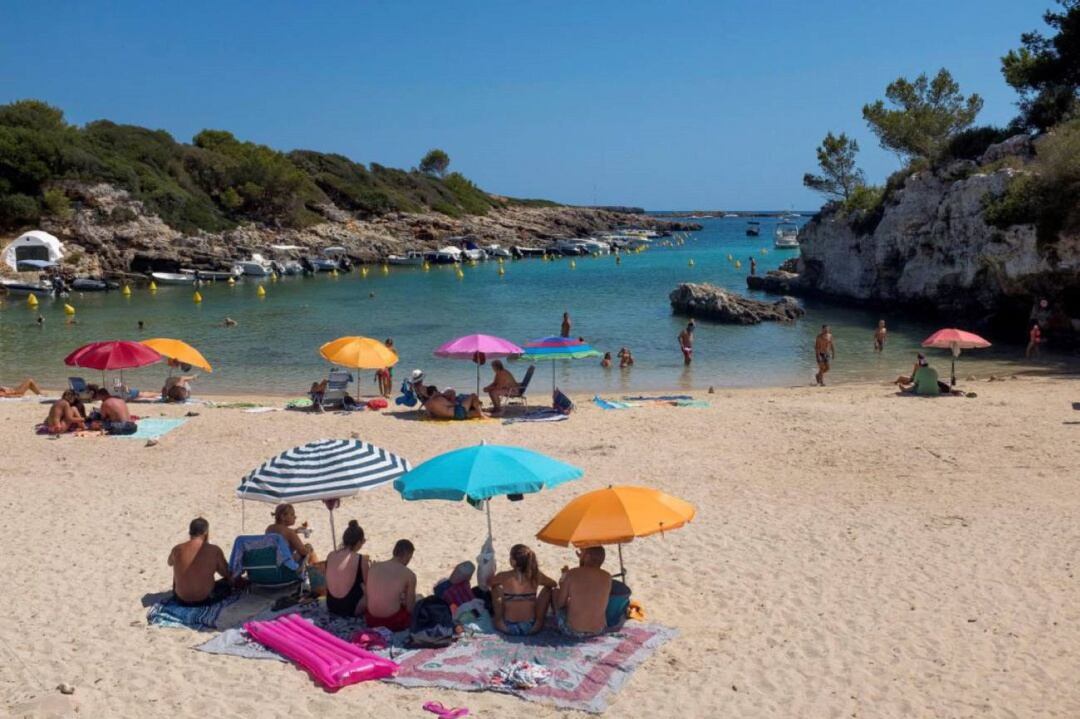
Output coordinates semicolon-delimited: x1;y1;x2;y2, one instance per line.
519;336;603;391
393;442;583;540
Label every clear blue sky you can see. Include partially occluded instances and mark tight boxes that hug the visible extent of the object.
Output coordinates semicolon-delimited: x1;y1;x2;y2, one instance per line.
0;1;1050;210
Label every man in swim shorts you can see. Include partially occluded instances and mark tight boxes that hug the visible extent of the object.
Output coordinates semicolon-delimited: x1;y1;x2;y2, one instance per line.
365;539;417;632
553;546;612;639
169;517;233;606
814;324;835;386
678;321;695;366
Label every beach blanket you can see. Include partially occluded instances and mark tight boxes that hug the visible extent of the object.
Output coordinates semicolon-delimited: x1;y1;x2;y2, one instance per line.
284;398;313;411
502;408;570;424
242;407;280;413
147;594;243;630
386;624;677;714
112;417;187;440
209;401;274;410
593;397;637;410
672;399;710;408
622;395;693;401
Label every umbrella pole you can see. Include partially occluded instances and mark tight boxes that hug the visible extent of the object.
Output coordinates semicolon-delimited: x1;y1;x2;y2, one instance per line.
476;363;480;396
328;505;337;551
618;543;626;582
485;499;493;543
951;357;957;387
552;361;556;392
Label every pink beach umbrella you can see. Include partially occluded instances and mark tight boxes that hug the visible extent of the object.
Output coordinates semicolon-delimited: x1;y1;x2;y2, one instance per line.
921;328;991;386
434;334;524;394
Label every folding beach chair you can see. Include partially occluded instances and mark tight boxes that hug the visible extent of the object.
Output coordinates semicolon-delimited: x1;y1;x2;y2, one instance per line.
230;534;305;590
313;368;354;410
68;377;94;402
504;364;535;407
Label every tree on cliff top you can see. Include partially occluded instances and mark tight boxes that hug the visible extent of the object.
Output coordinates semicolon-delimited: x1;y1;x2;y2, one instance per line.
803;132;865;201
419;148;450;177
1002;0;1080;131
862;69;983;163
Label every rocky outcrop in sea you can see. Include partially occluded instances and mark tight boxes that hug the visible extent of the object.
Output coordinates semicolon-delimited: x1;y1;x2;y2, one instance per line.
670;282;804;324
11;182;698;278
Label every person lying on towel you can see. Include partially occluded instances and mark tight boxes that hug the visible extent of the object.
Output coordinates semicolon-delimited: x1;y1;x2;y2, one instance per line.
424;388;484;421
553;546;612;639
364;539;417;632
169;517;233;606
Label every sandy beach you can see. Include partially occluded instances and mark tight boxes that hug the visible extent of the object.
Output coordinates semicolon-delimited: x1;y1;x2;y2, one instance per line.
3;375;1080;718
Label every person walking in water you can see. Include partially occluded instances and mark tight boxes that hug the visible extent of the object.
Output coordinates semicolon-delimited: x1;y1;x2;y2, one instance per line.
678;321;695;366
873;320;887;353
560;311;572;338
814;324;835;386
1026;321;1041;359
749;257;757;276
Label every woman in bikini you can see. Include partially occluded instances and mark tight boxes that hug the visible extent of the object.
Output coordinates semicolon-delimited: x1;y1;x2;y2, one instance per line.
325;520;369;617
265;504;319;564
488;544;557;636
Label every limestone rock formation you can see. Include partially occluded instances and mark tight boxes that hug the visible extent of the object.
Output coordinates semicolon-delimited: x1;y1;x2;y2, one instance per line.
670;282;804;324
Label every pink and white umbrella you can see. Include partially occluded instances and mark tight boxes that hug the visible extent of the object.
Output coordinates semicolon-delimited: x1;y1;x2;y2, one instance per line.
922;328;991;386
434;334;524;393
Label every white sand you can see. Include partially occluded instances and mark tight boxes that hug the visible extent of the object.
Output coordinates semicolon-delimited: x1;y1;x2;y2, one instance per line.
2;376;1080;717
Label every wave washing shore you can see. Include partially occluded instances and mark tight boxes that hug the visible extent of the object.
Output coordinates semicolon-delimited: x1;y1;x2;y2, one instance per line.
4;377;1080;717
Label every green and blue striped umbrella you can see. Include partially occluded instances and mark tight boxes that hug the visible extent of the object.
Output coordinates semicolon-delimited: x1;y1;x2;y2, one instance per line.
519;336;602;390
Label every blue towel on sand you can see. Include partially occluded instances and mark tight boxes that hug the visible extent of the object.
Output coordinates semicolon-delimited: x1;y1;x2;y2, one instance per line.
113;418;187;440
147;593;241;630
593;396;636;410
622;395;693;401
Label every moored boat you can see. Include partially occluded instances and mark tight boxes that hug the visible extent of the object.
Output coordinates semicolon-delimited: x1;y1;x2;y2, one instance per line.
425;246;463;264
774;222;800;249
387;251;425;266
150;272;195;285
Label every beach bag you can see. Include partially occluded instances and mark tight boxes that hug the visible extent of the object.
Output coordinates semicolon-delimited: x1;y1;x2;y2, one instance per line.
104;420;138;435
366;398;388;410
407;597;455;648
553;388;574;415
476;535;496;587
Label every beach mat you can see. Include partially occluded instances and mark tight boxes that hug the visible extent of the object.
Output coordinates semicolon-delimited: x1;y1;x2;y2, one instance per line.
113;417;187;440
385;624;677;714
622;395;692;401
502;408;569;424
672;399;710;408
593;396;637;410
149;592;279;631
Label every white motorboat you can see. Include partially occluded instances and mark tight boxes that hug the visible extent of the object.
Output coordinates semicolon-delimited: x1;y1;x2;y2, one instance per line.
0;278;53;295
275;260;304;275
723;213;739;218
387;251;425;266
554;239;588;256
603;234;650;251
425;246;463;264
150;272;195;285
483;244;512;259
774;222;800;249
578;238;611;255
512;245;545;258
238;254;274;276
746;221;761;237
180;266;242;281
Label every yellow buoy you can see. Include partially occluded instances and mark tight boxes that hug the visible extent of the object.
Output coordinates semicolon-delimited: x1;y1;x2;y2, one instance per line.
331;269;339;277
27;293;38;307
760;248;768;255
498;267;505;276
569;260;576;269
361;267;369;277
727;254;733;262
422;262;430;271
122;285;132;297
148;280;158;291
193;290;203;303
64;303;75;316
455;268;464;280
688;259;695;267
256;285;266;297
270;273;278;282
227;277;236;286
381;265;389;274
735;260;742;269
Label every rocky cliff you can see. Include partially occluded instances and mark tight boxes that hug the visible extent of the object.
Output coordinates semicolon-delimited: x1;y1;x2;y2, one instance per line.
7;182;695;278
789;137;1080;341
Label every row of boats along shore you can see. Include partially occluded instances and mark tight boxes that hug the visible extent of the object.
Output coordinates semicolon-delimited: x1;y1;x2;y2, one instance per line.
0;228;723;296
1;217;803;296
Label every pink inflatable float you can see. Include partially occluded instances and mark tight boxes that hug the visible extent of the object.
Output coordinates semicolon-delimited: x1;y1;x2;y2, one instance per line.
245;614;398;691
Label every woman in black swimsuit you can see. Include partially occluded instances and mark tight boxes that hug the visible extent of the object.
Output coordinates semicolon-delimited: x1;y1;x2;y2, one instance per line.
325;520;369;618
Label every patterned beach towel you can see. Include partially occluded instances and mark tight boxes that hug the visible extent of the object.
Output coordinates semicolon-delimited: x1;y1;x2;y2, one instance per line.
502;408;570;424
147;594;242;630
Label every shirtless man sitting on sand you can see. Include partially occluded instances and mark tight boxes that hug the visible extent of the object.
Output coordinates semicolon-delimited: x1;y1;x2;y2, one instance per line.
553;546;613;638
44;390;86;433
0;378;42;397
92;388;134;433
364;539;417;632
483;360;519;415
168;517;233;606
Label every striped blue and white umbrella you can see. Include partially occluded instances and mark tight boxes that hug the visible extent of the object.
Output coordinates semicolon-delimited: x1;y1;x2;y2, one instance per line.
237;439;411;546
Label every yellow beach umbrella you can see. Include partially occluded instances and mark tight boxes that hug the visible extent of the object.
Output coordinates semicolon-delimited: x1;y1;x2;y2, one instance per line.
536;485;695;579
319;335;398;369
140;338;213;372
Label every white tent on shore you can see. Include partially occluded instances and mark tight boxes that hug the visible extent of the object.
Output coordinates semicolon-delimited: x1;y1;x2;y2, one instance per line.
1;230;64;271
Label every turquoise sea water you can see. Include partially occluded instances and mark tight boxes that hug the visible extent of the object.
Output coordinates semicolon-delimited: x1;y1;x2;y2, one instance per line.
0;216;1058;395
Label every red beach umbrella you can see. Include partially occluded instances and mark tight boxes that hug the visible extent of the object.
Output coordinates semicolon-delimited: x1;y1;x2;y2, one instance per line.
921;328;991;386
64;341;163;386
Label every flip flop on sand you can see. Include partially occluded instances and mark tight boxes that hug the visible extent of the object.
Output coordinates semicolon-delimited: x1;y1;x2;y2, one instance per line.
422;701;470;718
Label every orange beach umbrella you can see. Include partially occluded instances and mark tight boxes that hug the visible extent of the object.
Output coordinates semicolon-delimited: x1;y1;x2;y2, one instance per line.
536;485;695;579
140;338;213;372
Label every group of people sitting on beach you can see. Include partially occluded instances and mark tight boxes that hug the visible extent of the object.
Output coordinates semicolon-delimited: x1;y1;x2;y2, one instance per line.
42;386;136;434
170;506;625;640
401;365;571;420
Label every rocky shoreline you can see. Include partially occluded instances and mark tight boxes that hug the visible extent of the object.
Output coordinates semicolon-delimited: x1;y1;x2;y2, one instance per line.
4;182;699;279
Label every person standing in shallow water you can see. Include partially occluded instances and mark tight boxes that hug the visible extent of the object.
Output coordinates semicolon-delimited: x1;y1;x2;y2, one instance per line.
678;321;695;366
560;312;571;338
749;257;757;276
873;320;887;353
814;324;835;386
1026;321;1041;359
